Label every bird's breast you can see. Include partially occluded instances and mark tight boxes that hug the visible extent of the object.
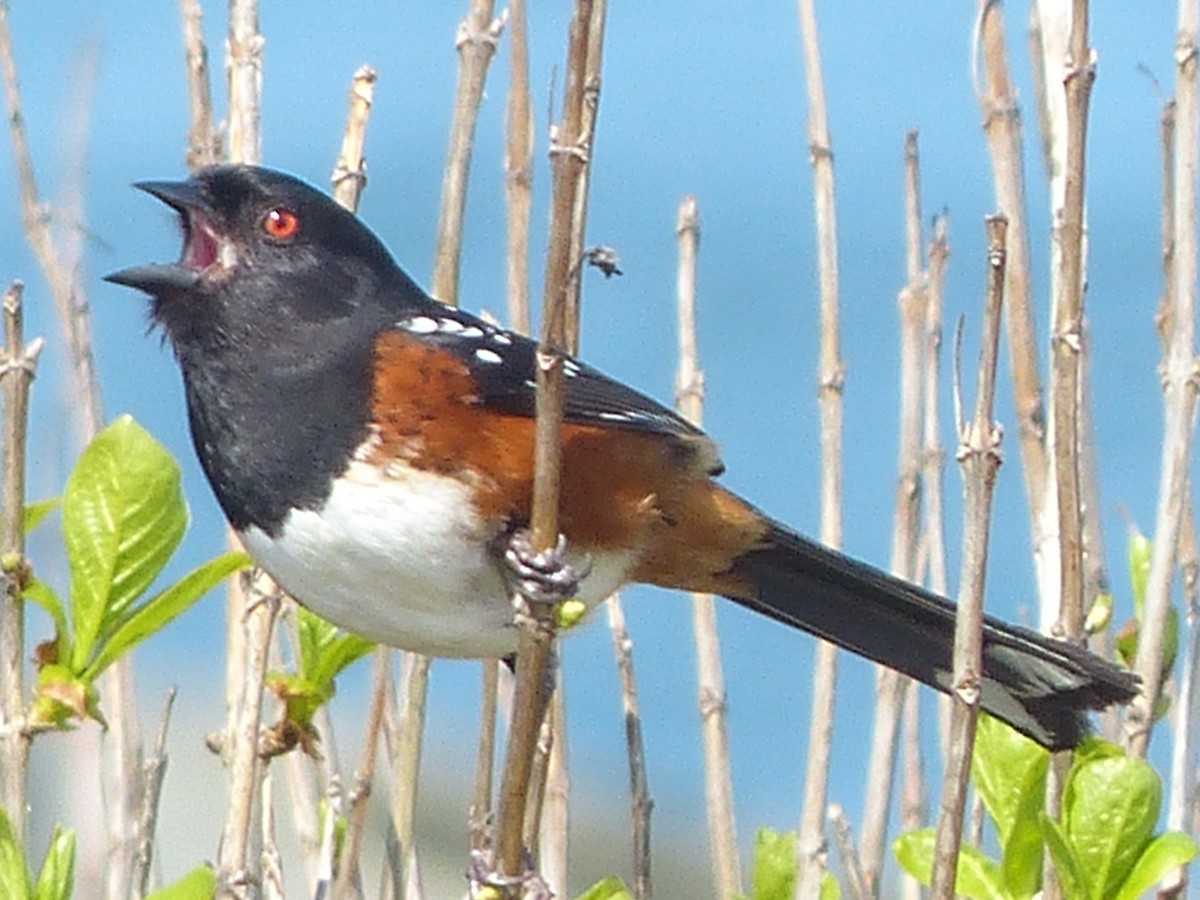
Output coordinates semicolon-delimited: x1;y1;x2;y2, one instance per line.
238;458;636;657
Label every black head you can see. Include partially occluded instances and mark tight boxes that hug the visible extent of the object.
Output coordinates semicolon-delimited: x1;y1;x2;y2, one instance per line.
106;165;426;356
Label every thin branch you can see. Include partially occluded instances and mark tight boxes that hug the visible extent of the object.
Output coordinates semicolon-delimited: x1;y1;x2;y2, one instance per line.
179;0;218;169
860;133;929;898
334;647;391;900
974;0;1053;615
609;596;653;899
674;196;739;900
1129;0;1200;760
332;65;378;211
898;130;927;900
930;216;1008;900
494;1;597;885
795;1;843;894
0;282;40;843
470;660;501;854
131;688;177;900
922;216;952;759
226;0;262;166
828;804;869;900
391;652;431;899
216;578;280;899
1050;0;1094;645
504;0;533;334
535;676;570;897
431;0;505;305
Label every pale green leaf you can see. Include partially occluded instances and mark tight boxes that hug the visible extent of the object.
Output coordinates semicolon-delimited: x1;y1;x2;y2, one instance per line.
893;828;1008;900
0;807;30;900
84;551;249;679
574;876;633;900
1112;832;1197;900
1064;750;1160;899
1040;815;1090;900
64;416;187;671
972;715;1049;847
750;828;796;900
32;826;74;900
23;499;58;534
144;864;216;900
23;580;68;661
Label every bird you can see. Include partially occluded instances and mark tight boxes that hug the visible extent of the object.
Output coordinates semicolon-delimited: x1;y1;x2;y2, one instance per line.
107;164;1138;750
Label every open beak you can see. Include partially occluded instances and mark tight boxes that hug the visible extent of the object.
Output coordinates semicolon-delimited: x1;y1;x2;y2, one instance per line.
105;178;227;295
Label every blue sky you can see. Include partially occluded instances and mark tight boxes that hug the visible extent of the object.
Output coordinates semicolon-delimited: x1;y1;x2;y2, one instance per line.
2;0;1184;891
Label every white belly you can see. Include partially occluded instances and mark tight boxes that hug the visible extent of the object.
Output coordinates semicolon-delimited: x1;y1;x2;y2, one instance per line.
239;460;635;657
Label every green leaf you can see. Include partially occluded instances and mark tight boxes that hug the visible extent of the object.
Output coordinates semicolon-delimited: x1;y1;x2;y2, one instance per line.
892;828;1008;900
32;826;74;900
83;551;249;679
1063;748;1160;899
1040;814;1090;900
144;864;217;900
574;877;633;900
23;499;58;534
29;663;103;729
749;828;796;900
63;416;188;671
972;715;1049;847
1112;832;1197;900
819;871;840;900
1128;529;1151;617
296;607;373;688
894;828;935;884
0;807;31;900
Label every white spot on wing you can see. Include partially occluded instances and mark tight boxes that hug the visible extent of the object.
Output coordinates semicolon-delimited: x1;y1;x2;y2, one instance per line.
475;348;503;364
461;326;484;338
492;333;513;345
404;316;438;334
439;318;464;333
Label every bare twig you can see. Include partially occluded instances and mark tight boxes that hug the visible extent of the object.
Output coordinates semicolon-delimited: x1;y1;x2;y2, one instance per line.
1129;0;1200;760
974;0;1053;615
131;689;177;900
392;652;431;899
1050;0;1094;645
217;577;280;899
535;683;569;897
334;647;391;900
0;3;103;442
898;131;927;900
860;133;929;898
930;216;1007;900
471;660;501;854
828;804;869;900
674;196;738;900
0;282;40;843
226;0;263;167
494;1;597;885
922;216;952;758
609;596;653;899
332;65;378;210
795;2;844;894
431;0;505;305
504;0;533;334
180;0;219;169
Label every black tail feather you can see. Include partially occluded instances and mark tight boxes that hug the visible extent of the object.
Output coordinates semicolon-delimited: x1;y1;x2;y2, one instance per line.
728;519;1139;750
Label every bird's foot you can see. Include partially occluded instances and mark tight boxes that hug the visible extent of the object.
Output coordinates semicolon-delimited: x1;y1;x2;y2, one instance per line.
502;529;591;609
467;849;553;900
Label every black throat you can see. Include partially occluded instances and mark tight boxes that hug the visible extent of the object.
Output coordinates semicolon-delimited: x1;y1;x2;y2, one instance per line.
174;314;380;537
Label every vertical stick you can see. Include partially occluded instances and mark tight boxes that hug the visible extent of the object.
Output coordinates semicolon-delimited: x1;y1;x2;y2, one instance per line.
795;1;844;895
676;197;738;899
431;0;504;306
505;0;533;335
974;0;1053;615
180;0;218;169
1129;0;1200;761
0;282;38;843
929;217;1008;900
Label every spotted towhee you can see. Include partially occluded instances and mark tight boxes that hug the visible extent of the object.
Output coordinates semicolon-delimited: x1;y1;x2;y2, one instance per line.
107;165;1137;750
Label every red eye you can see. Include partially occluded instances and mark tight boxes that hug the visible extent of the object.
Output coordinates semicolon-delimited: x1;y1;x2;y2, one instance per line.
262;207;300;241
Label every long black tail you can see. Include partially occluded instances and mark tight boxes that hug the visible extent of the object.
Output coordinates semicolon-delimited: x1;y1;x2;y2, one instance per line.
727;518;1139;750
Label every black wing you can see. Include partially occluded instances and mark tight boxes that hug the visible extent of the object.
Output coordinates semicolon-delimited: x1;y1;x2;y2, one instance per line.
391;307;724;472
